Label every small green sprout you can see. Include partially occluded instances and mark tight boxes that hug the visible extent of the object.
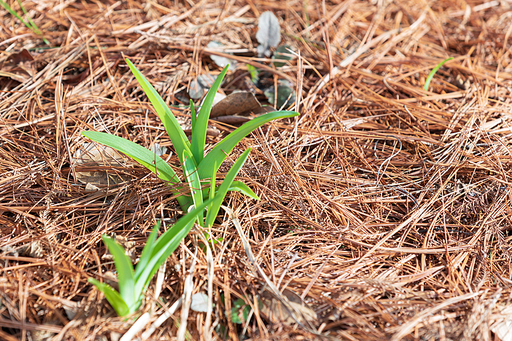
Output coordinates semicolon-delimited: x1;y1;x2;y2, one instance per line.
231;298;251;324
424;57;453;91
88;201;216;317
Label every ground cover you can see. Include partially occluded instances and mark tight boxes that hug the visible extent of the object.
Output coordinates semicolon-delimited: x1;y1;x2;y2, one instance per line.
1;0;512;340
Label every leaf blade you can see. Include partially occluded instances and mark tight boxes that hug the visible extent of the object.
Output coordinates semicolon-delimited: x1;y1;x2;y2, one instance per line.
81;131;191;210
126;58;192;164
228;181;259;200
424;57;453;91
88;278;130;317
81;131;178;183
134;221;160;282
134;199;216;296
197;110;299;179
191;66;229;164
205;149;252;227
182;149;203;221
101;236;137;311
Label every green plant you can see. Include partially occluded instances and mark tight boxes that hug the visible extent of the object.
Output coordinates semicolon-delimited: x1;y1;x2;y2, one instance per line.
272;45;293;68
88;200;216;317
423;57;453;91
231;298;251;324
85;60;296;316
82;59;298;227
0;0;49;45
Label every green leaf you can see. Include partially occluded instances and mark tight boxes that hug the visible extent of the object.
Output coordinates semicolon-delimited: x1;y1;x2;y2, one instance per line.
88;278;130;317
197;110;299;179
182;150;203;222
231;307;243;324
200;180;258;202
264;83;295;109
81;131;190;210
0;0;29;27
134;198;216;295
230;298;250;324
16;0;37;31
209;161;217;201
126;58;192;165
190;100;196;131
228;181;259;200
134;221;160;282
424;57;453;91
191;65;229;164
205;149;251;227
246;64;259;84
0;0;49;45
272;45;293;68
102;236;137;311
81;132;178;183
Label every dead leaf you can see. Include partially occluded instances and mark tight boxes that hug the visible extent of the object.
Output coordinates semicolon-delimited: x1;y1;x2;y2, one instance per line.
1;48;37;80
189;78;205;99
7;49;34;64
260;288;317;325
74;142;131;186
256;12;281;57
210;91;262;118
212;116;252;125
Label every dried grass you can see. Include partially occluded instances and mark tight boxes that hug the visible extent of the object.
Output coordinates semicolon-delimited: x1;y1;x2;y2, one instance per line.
1;0;512;340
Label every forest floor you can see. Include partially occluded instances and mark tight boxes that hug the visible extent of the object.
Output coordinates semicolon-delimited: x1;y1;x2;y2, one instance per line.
1;0;512;340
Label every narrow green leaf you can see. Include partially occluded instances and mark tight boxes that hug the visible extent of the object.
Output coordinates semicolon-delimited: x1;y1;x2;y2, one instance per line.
102;236;137;310
182;150;203;222
246;64;259;84
88;278;130;317
228;181;259;200
424;57;453;91
205;149;251;227
0;0;49;45
81;131;191;210
1;0;29;29
201;179;257;201
191;66;229;164
134;221;160;282
81;132;179;183
126;58;192;164
16;0;37;32
190;99;196;131
197;110;299;179
209;161;217;201
134;198;216;295
152;199;212;254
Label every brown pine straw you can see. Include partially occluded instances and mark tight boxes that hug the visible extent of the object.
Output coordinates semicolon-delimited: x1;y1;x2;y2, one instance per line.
1;0;512;340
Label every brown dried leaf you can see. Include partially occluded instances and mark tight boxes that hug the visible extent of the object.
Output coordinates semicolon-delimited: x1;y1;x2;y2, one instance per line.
210;91;262;118
260;288;318;325
74;143;131;186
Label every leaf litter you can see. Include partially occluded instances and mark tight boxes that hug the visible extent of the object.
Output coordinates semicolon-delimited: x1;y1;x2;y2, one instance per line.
1;1;512;340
